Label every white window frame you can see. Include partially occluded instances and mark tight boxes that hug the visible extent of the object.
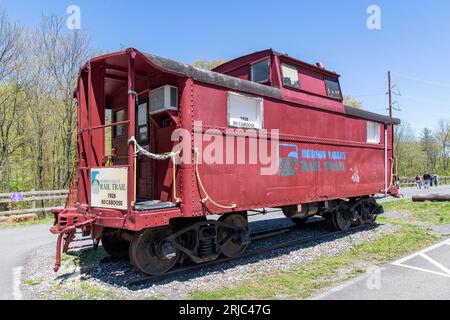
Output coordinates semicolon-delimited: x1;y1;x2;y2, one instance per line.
281;63;300;89
227;92;264;130
366;121;381;144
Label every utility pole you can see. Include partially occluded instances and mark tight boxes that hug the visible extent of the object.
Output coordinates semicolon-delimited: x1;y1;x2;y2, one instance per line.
388;70;392;118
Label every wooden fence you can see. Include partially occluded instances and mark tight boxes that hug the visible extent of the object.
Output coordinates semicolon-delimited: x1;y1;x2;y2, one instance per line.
0;189;68;216
399;176;450;188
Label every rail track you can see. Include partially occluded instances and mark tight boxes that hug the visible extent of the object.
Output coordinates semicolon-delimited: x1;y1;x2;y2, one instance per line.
127;221;374;286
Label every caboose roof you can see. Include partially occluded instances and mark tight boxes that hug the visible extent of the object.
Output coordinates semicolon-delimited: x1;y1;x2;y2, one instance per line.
212;49;340;77
141;52;282;100
80;49;400;125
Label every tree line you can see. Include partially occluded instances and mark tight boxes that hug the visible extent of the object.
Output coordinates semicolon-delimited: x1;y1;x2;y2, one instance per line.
0;10;92;193
395;120;449;177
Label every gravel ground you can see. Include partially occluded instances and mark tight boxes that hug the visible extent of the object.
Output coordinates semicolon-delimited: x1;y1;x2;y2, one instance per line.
21;212;398;300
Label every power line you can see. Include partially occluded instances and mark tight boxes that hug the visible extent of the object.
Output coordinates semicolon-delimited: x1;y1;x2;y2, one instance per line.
400;94;450;108
391;72;450;89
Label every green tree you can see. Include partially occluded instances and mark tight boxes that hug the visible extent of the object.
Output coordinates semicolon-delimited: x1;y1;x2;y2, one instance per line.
343;95;363;109
192;59;226;71
419;128;439;172
435;119;449;174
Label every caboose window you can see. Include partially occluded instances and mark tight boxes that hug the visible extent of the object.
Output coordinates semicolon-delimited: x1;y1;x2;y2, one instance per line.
366;121;381;144
114;109;125;138
281;63;300;89
250;59;270;84
325;76;342;99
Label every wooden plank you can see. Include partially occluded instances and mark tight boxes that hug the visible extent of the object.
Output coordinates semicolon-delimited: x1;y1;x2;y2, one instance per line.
0;190;69;197
0;195;68;204
0;207;64;216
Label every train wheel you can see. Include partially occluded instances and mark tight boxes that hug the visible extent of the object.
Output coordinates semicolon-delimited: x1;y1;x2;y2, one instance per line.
359;199;379;225
129;227;180;275
101;229;129;259
331;203;352;231
218;213;249;258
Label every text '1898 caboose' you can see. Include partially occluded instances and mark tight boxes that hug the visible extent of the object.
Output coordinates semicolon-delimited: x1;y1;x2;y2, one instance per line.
50;48;400;275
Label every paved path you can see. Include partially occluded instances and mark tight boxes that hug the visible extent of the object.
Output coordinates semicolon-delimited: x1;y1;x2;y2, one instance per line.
376;185;450;203
314;186;450;300
397;185;450;199
313;238;450;300
0;223;53;300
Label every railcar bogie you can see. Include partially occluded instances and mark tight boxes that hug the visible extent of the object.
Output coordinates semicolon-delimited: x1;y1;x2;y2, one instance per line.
124;212;250;275
101;228;130;259
281;198;383;231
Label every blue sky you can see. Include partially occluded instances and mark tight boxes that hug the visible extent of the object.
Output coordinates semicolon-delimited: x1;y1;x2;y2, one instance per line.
2;0;450;134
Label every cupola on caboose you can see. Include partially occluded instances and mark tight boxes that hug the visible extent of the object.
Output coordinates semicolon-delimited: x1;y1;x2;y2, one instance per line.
50;48;400;275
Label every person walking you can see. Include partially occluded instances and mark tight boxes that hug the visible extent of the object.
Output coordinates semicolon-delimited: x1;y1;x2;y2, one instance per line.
434;174;440;187
423;172;432;189
415;174;422;189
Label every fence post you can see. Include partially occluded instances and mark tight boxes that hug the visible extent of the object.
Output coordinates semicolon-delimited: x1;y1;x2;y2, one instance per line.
30;189;39;218
31;189;36;210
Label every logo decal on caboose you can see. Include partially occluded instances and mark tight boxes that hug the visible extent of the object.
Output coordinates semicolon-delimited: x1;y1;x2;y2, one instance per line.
90;168;128;210
350;167;360;183
91;171;101;195
278;144;299;176
278;145;347;176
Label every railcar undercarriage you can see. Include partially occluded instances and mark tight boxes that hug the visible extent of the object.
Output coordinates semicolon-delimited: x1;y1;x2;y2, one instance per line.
89;197;383;276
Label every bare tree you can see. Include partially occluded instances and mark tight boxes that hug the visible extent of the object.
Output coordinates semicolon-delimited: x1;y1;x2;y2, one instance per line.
0;10;21;82
394;122;416;176
36;14;92;187
0;10;29;192
436;119;450;173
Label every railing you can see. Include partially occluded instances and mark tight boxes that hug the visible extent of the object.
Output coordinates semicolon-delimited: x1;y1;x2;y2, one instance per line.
0;189;68;216
399;176;450;187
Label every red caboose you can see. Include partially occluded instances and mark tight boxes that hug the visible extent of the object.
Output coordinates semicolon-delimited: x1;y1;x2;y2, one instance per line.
51;48;400;275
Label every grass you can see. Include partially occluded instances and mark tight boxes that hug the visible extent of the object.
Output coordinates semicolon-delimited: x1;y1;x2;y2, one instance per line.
382;200;450;225
0;214;53;229
25;278;44;286
190;200;447;300
60;281;124;300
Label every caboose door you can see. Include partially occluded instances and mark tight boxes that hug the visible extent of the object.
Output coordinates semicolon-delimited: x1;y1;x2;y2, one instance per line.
136;99;152;200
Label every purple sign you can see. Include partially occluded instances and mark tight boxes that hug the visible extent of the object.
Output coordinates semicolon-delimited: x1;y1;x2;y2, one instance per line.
10;192;23;203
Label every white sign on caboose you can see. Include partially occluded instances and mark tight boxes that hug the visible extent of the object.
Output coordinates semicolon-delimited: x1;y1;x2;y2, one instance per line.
227;91;264;129
90;168;128;210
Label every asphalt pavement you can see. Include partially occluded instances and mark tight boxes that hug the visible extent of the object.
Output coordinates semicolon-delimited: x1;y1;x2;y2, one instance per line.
395;185;450;200
0;223;53;300
314;185;450;300
313;238;450;300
